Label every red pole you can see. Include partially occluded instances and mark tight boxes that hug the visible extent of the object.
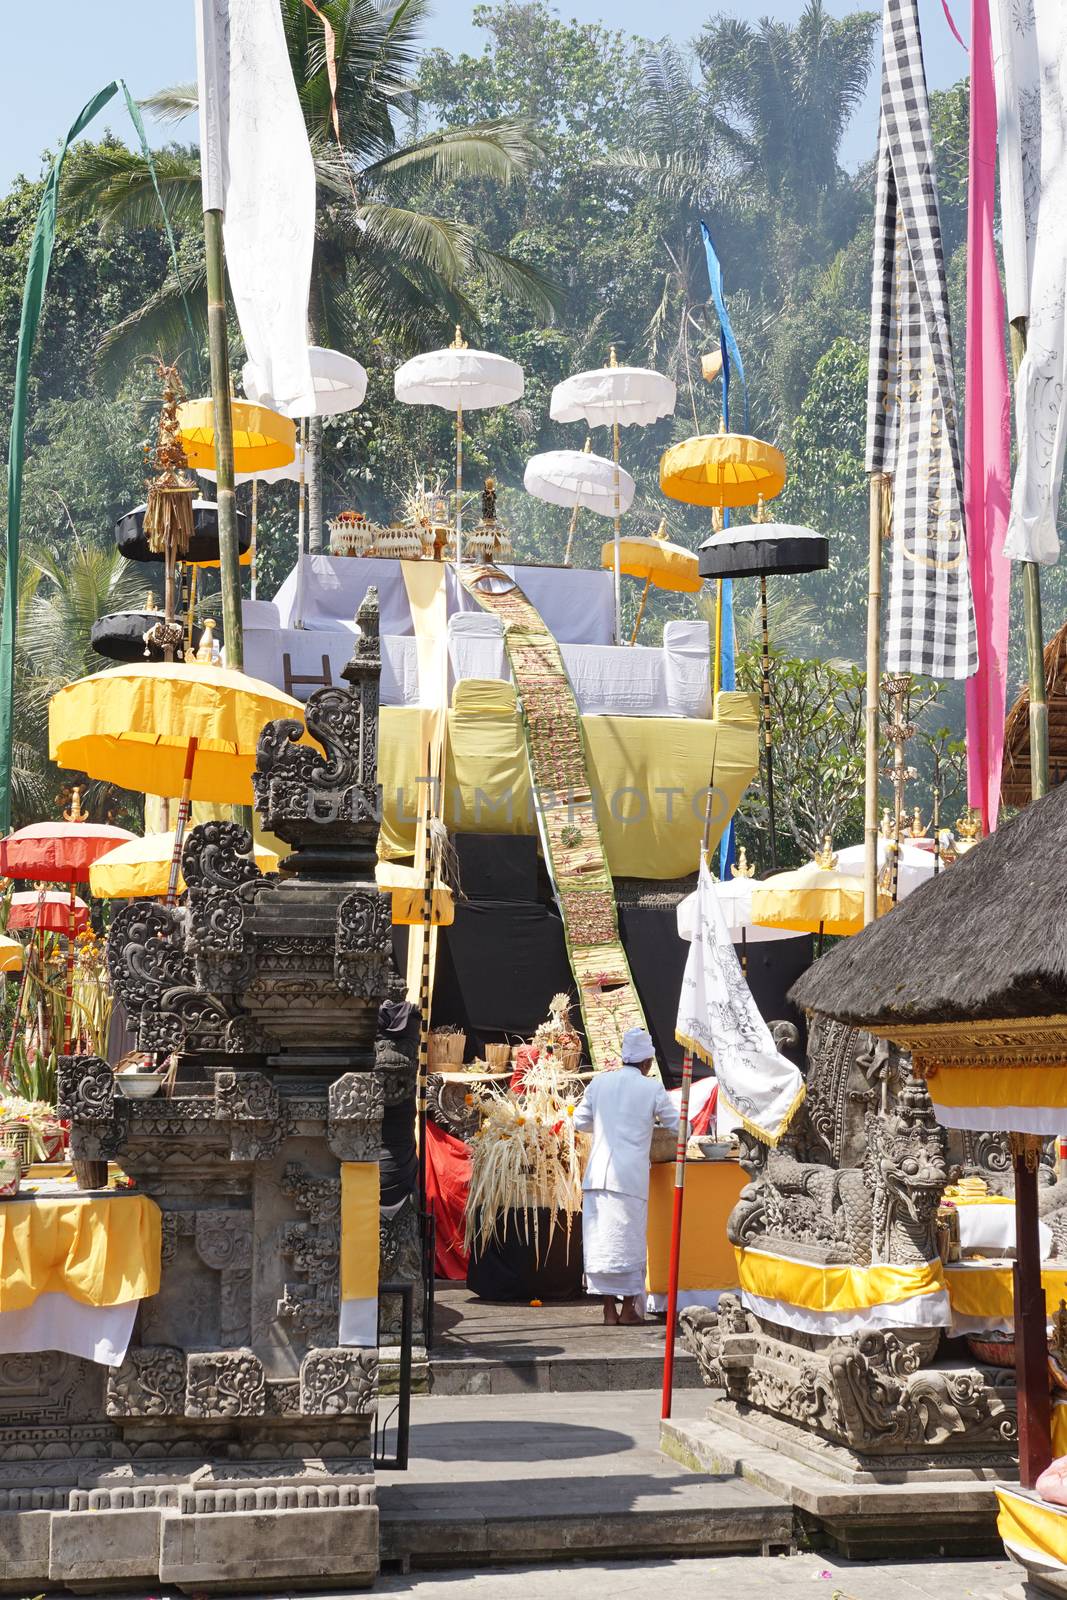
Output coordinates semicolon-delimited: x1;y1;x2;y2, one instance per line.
63;880;77;1054
166;738;199;906
661;1048;694;1419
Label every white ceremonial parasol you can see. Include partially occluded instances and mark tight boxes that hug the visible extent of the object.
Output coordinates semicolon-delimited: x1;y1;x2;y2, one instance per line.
395;328;524;567
835;839;935;901
524;446;636;566
550;350;675;639
676;873;798;945
199;444;307;600
243;345;369;420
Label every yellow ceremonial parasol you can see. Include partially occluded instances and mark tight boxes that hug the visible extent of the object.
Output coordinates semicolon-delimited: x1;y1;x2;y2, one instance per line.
177;400;296;475
0;936;23;975
90;830;280;900
600;519;702;641
660;433;787;510
751;841;892;948
375;861;455;928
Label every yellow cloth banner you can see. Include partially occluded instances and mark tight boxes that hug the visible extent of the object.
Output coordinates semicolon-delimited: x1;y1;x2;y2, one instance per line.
0;1192;161;1312
997;1487;1067;1572
929;1064;1067;1112
646;1161;746;1294
734;1247;946;1312
943;1261;1067;1321
400;562;449;1007
377;690;758;880
340;1162;380;1303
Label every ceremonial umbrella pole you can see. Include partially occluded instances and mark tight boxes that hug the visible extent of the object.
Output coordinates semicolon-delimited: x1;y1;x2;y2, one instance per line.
600;521;702;643
395;332;524;571
523;443;635;568
1008;320;1049;803
0;793;134;1053
552;353;676;642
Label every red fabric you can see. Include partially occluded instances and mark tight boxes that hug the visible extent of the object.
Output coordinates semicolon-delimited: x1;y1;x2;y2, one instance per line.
509;1043;538;1094
425;1117;470;1280
689;1082;718;1137
7;892;89;933
0;820;135;884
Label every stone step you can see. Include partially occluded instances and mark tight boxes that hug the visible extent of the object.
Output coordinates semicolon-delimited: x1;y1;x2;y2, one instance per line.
429;1347;704;1395
376;1387;792;1571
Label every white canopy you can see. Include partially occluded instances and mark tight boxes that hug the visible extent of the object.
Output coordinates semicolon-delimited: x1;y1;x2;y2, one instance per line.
199;443;307;487
677;875;799;944
550;365;676;429
524;449;635;517
243;345;368;420
394;346;524;412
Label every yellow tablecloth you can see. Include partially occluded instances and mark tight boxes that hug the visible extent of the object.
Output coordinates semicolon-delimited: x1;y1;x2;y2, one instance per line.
735;1247;946;1311
997;1487;1067;1574
377;690;759;880
0;1191;161;1312
646;1160;746;1294
944;1260;1067;1322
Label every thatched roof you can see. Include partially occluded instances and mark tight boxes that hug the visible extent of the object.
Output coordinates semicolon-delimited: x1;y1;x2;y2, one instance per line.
790;778;1067;1025
1001;619;1067;808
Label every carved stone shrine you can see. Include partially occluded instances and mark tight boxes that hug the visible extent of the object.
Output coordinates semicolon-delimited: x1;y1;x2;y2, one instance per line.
680;1015;1067;1482
0;591;419;1592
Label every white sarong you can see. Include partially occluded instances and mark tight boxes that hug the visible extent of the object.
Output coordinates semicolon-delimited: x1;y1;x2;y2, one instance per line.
583;1189;647;1298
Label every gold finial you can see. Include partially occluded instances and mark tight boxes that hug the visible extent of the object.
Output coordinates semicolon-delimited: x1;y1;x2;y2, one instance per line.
63;787;84;824
582;436;592;454
711;506;724;534
451;324;467;350
195;618;218;665
144;591;159;612
755;495;767;524
814;834;838;870
910;805;925;838
880;806;894;838
609;346;618;368
955;809;981;852
731;846;756;879
652;517;668;541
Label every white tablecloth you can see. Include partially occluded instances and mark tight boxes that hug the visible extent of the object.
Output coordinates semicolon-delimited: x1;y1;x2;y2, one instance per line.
956;1201;1052;1258
0;1291;139;1366
274;555;616;644
245;607;711;719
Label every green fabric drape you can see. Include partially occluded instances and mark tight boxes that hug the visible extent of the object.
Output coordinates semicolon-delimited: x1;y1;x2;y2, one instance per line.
0;81;195;832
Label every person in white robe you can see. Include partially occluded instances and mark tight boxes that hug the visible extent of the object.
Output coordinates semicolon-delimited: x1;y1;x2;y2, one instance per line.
573;1027;680;1325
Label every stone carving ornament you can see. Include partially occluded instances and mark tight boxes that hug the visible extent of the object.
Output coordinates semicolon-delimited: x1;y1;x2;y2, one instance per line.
56;1055;127;1162
328;1071;384;1162
185;1351;267;1419
300;1348;378;1417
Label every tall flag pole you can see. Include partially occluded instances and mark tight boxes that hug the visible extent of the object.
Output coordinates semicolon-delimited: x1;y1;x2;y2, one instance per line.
863;0;977;918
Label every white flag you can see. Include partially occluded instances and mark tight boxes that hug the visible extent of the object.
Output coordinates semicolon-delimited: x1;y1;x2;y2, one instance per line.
675;858;805;1146
195;0;316;417
993;0;1067;565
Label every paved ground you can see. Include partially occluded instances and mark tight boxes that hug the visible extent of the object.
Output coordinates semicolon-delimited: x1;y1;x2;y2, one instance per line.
432;1285;674;1362
373;1553;1028;1599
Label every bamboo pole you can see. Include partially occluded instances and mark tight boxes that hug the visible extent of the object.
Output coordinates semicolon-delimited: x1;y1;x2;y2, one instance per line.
630;577;652;644
863;475;885;924
1009;318;1048;803
63;881;76;1054
166;738;199;906
203;208;244;674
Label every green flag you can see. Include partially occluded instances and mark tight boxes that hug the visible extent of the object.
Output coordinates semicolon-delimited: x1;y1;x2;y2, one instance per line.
0;82;194;833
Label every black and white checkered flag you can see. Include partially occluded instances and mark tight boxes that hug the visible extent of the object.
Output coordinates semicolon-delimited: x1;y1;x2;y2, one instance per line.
865;0;977;680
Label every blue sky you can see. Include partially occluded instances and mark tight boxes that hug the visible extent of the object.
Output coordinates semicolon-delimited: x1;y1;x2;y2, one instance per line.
0;0;968;191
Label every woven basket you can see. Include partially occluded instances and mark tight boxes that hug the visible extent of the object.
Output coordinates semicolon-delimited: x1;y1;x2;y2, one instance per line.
428;1029;466;1069
561;1045;582;1072
484;1043;512;1072
0;1123;31;1176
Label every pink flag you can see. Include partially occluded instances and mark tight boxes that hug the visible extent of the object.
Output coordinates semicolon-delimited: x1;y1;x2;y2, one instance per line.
964;0;1012;833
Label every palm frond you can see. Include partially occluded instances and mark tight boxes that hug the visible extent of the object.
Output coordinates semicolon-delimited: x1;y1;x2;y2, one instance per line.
62;145;202;233
140;83;199;125
363;119;545;187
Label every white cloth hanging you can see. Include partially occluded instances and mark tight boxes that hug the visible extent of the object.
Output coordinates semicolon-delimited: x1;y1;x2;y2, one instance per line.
195;0;316;417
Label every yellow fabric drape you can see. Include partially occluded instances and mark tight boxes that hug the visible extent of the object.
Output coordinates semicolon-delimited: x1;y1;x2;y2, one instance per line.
928;1063;1067;1113
91;830;279;899
943;1261;1067;1322
646;1161;746;1293
734;1246;946;1312
340;1163;380;1303
0;1193;161;1312
997;1487;1067;1572
377;689;759;880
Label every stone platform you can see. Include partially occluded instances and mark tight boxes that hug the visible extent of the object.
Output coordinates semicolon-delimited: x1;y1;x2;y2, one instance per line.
378;1388;792;1570
662;1404;1014;1559
429;1286;702;1395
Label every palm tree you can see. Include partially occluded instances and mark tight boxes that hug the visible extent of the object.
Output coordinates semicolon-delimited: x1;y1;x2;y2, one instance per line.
696;1;876;216
13;541;147;826
62;0;560;545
